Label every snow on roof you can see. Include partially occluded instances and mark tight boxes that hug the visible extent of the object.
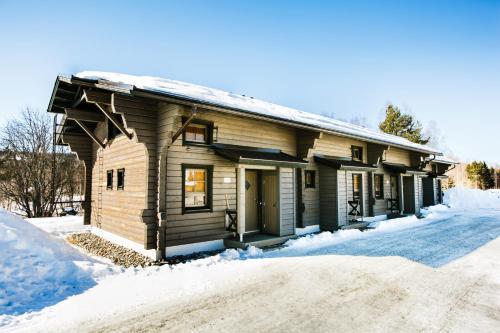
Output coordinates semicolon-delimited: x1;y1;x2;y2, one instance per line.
426;155;458;164
75;71;441;155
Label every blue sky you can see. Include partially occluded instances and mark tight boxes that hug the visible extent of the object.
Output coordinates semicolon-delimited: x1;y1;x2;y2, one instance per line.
1;0;499;163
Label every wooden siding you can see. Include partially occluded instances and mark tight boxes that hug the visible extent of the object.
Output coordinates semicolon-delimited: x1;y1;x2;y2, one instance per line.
279;167;295;236
301;133;369;228
163;106;298;246
385;147;411;165
74;93;162;249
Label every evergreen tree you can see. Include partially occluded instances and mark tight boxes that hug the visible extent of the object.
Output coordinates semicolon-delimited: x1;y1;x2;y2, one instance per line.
466;161;494;189
379;104;430;144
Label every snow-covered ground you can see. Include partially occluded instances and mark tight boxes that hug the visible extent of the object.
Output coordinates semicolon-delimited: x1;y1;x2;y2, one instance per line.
1;187;499;332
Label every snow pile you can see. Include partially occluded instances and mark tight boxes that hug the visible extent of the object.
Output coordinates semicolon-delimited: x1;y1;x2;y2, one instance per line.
444;187;500;210
75;71;440;154
0;210;98;317
26;215;88;238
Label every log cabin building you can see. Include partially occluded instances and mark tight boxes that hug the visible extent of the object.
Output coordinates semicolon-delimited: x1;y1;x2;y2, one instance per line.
47;72;455;259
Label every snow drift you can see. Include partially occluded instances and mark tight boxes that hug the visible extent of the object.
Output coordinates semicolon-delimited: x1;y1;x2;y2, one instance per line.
444;187;500;210
0;210;97;316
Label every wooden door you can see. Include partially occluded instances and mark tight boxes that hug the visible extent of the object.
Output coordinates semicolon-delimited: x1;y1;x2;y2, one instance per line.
262;171;279;235
245;170;260;232
403;176;415;214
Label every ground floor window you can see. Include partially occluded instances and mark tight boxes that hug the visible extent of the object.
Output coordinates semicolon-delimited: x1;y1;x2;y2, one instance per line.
352;173;362;200
374;174;384;199
182;164;213;213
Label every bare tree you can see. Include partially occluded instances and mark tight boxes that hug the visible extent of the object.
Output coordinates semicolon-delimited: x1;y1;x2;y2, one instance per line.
0;108;82;217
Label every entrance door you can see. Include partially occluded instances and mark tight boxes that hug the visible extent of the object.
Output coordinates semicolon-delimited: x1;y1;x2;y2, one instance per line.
245;170;260;232
262;171;279;235
402;176;415;214
422;177;435;207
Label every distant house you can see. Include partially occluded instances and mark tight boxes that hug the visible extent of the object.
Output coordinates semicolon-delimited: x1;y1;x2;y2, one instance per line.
47;72;455;259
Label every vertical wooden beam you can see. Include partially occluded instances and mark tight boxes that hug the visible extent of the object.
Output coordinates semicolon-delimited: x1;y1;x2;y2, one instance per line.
237;166;246;242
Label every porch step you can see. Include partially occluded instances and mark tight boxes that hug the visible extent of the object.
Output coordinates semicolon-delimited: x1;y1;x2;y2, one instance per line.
224;234;295;249
341;222;370;230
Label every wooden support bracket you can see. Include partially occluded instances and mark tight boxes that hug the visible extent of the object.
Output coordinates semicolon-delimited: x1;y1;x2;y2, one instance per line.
93;96;133;140
65;108;106;122
74;120;105;148
169;106;198;147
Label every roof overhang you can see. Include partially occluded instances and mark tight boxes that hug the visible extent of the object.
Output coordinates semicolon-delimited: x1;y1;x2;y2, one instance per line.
314;155;378;171
382;162;427;175
47;75;442;156
212;143;308;168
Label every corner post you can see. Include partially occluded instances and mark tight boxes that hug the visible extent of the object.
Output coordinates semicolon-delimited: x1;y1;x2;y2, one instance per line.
237;166;246;242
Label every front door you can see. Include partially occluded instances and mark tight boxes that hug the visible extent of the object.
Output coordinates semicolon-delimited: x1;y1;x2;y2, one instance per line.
262;171;279;235
245;170;260;232
402;176;415;214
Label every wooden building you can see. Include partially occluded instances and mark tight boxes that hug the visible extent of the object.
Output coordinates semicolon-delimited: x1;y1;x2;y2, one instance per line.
47;72;454;259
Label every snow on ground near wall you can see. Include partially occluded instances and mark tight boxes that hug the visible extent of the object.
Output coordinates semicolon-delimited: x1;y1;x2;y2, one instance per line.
1;188;500;331
26;215;88;238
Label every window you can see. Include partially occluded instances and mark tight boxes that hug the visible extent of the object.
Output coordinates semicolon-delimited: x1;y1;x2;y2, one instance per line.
117;168;125;190
374;174;384;199
106;170;113;190
351;146;363;161
352;174;362;200
304;170;316;188
182;164;213;213
183;119;213;146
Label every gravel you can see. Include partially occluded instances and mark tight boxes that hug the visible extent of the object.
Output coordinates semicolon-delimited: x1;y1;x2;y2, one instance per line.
67;233;154;268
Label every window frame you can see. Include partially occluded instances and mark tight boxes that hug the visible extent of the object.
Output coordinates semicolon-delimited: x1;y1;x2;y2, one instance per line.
117;168;125;190
351;145;363;162
182;118;214;147
106;170;113;190
374;174;384;199
304;170;316;189
181;164;213;214
352;173;362;200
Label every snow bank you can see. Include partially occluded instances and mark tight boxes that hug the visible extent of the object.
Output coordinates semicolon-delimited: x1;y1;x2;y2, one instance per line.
444;187;500;210
0;210;99;317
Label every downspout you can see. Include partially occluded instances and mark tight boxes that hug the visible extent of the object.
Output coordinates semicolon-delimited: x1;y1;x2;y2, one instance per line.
157;105;198;260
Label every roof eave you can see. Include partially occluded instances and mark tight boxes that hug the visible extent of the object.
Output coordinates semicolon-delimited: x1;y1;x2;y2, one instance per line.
130;87;440;156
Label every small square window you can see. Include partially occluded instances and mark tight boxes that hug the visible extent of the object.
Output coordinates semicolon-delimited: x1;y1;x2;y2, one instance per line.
374;174;384;199
117;168;125;190
106;170;113;190
305;170;316;188
183;119;213;146
352;146;363;161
